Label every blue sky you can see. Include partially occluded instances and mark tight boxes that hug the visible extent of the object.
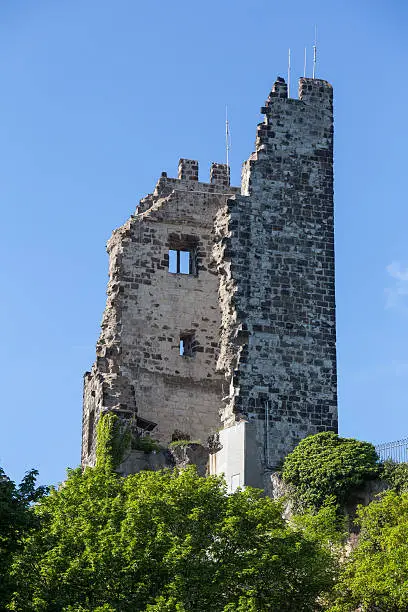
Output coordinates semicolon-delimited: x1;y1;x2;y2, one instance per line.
1;0;408;486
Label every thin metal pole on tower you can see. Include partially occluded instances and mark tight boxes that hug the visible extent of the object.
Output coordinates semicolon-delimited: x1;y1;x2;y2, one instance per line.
288;48;291;97
225;106;230;168
304;47;307;77
312;25;317;78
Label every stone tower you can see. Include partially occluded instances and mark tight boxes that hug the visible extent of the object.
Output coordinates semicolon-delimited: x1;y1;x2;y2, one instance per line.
82;76;337;490
210;77;337;491
82;160;240;469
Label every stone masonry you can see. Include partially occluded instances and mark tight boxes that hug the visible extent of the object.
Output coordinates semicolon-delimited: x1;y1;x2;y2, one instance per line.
82;160;239;467
82;76;338;483
213;77;337;482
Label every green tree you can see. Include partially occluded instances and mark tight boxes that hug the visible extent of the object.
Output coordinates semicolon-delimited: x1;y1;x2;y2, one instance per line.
329;490;408;612
8;465;337;612
381;459;408;493
0;467;47;608
282;432;380;510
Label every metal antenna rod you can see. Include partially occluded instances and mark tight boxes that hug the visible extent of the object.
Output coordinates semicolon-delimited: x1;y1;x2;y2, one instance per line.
313;25;318;77
225;106;230;168
288;48;291;97
304;47;307;77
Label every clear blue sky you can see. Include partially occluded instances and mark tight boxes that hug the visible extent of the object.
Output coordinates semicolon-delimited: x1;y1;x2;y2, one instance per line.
1;0;408;486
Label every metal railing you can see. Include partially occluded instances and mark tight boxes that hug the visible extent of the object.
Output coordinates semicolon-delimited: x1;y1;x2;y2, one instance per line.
375;437;408;463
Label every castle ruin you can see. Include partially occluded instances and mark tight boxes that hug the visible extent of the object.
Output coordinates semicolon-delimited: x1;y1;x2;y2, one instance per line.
82;76;337;492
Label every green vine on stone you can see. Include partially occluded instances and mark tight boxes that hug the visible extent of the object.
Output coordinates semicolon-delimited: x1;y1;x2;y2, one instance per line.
95;412;131;470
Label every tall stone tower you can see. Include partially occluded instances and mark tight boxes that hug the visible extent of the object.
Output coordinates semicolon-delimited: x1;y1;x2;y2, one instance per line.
82;76;337;490
210;77;337;491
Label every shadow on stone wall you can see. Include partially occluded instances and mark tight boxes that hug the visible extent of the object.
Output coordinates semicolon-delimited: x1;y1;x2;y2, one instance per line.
117;443;209;478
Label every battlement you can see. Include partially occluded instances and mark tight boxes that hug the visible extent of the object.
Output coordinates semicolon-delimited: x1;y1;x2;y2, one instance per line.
155;159;237;195
244;75;334;172
269;76;288;98
210;163;230;188
262;76;333;114
137;159;238;214
178;158;199;181
177;158;231;188
299;77;333;104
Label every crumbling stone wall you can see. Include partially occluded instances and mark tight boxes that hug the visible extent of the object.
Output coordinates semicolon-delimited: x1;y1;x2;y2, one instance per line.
214;77;337;473
82;161;239;467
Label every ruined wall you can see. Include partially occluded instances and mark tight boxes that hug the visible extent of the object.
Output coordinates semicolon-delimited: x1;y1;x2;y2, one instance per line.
214;77;337;473
82;160;239;467
82;76;338;479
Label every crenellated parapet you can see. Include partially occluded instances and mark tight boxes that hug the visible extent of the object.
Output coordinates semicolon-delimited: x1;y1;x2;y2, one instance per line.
137;159;238;215
210;163;230;188
178;158;199;181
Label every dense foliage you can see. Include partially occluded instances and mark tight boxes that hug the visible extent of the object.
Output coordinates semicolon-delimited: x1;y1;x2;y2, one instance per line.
329;491;408;611
4;428;408;611
6;465;338;612
131;436;162;452
381;459;408;493
282;431;380;510
0;468;47;608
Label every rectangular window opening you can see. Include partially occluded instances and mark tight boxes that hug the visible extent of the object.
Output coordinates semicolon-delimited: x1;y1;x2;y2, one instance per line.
179;250;190;274
180;333;195;357
168;249;196;275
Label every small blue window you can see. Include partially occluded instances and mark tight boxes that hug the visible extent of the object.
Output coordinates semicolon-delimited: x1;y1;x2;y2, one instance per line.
168;249;194;274
169;250;177;273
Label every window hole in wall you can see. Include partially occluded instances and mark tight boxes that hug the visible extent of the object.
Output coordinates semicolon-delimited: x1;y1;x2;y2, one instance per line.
169;249;195;274
167;233;199;275
180;332;195;357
